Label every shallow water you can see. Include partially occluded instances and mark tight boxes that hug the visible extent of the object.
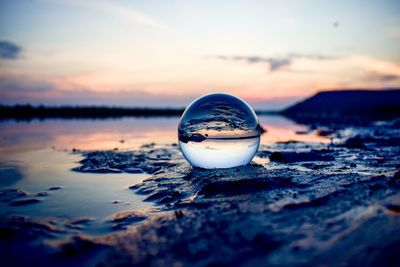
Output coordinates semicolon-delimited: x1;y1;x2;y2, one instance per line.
0;115;328;236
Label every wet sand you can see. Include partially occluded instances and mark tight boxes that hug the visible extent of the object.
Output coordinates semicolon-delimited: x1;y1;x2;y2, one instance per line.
1;119;400;266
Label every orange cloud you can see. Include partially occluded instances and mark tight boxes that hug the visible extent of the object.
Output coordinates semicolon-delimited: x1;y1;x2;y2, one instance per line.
1;53;400;106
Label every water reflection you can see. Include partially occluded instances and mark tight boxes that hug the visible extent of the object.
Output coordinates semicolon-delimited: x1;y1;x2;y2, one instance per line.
0;115;330;236
258;115;330;144
0;117;178;155
0;115;328;158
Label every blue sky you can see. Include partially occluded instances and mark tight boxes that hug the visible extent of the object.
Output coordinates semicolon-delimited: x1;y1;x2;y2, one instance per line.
1;0;400;108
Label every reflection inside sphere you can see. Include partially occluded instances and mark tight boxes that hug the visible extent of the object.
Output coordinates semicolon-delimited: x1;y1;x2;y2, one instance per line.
178;93;261;169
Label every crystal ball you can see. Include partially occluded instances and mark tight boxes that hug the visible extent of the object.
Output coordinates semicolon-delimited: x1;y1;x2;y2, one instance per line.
178;93;261;169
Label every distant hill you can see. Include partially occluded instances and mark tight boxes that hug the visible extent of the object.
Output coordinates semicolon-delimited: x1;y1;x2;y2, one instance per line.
282;89;400;122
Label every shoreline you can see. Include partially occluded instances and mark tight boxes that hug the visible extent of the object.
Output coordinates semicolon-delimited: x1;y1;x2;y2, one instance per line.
1;118;400;266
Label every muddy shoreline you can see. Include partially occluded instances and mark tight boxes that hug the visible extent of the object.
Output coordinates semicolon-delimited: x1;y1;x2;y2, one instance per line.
1;120;400;266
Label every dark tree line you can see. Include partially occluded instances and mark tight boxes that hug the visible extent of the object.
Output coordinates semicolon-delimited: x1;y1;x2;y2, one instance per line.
0;105;185;120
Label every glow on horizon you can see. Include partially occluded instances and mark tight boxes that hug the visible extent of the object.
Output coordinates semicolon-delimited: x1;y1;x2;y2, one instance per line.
0;0;400;108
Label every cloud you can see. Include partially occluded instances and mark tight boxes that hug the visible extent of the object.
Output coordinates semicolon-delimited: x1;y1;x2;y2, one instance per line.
0;76;51;92
45;0;169;31
266;58;291;71
213;53;334;71
0;74;191;106
379;75;399;82
0;40;22;60
348;55;400;77
215;56;291;71
2;53;400;107
286;53;333;60
361;72;400;83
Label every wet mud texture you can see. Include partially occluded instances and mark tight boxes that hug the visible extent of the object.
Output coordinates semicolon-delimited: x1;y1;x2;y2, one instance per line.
2;122;400;266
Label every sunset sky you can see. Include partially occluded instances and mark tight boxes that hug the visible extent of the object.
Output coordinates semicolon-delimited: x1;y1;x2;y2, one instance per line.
1;0;400;109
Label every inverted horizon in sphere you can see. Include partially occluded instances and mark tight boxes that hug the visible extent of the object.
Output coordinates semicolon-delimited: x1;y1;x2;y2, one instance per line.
178;93;261;169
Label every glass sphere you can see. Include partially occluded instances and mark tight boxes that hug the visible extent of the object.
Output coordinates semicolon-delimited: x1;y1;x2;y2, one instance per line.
178;93;261;169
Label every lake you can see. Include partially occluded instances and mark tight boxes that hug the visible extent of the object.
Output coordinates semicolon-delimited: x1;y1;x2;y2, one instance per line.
0;115;329;236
